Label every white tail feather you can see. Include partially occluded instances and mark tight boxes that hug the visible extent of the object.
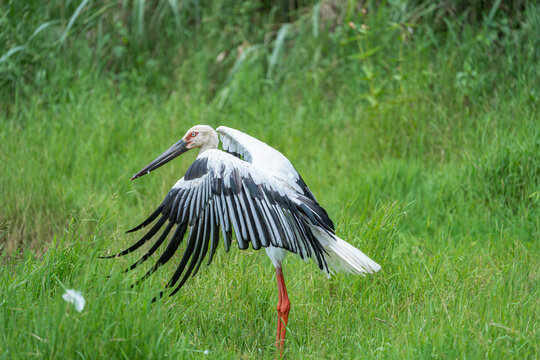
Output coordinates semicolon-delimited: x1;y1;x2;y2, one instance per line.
325;235;381;275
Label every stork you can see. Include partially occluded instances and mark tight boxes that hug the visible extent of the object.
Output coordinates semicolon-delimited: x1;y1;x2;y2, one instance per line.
103;125;381;354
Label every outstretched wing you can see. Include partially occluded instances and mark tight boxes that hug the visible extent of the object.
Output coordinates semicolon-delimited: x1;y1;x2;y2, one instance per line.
217;126;333;229
102;149;334;298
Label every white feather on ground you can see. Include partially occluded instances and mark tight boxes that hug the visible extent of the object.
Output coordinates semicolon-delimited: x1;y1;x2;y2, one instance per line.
62;289;85;312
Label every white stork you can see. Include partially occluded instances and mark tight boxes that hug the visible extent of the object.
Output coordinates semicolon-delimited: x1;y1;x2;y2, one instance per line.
103;125;380;353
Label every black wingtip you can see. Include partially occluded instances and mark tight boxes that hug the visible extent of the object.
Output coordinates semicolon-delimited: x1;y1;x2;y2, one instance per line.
126;225;143;234
126;206;164;233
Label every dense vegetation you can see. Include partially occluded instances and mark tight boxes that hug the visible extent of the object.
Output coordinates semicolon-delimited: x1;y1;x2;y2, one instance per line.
1;1;538;358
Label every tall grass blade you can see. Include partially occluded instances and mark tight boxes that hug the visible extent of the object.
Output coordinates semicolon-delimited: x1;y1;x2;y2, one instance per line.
28;20;62;44
135;0;146;40
312;2;320;37
167;0;181;30
225;45;262;84
59;0;92;45
216;44;262;108
487;0;503;23
267;23;291;79
0;46;26;65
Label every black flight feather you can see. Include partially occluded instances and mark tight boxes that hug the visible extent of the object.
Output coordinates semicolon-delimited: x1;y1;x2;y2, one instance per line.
166;220;200;290
168;218;206;296
207;201;221;265
126;206;163;233
136;222;188;285
99;215;168;258
192;208;212;276
125;220;175;272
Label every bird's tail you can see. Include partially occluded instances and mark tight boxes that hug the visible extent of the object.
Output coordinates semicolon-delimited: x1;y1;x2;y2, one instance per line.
324;234;381;275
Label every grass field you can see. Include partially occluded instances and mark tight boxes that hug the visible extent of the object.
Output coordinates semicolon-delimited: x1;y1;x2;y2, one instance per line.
1;1;539;358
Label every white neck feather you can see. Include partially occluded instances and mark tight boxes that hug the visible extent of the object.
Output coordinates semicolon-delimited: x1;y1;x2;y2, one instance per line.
197;131;219;155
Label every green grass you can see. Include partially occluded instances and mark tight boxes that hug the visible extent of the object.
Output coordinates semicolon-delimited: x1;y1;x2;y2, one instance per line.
1;1;539;359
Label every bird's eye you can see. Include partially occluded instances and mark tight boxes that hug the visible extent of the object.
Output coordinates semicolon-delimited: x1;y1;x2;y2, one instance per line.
191;132;198;137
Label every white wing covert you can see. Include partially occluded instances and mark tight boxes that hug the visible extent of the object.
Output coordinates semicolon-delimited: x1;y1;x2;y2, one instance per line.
217;126;324;205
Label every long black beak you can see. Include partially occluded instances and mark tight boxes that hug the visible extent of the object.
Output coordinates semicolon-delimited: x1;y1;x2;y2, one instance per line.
130;139;189;181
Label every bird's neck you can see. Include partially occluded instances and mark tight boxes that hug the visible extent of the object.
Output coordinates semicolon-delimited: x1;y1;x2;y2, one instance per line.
197;133;219;155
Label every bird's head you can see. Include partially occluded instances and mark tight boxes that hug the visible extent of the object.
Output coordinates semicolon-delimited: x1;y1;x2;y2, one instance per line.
181;125;219;151
130;125;218;181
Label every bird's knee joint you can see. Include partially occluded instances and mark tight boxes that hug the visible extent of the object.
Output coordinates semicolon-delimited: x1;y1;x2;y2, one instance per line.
284;301;291;313
278;300;290;314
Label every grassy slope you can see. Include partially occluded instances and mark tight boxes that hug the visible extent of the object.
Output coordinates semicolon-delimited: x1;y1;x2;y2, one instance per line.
1;3;539;359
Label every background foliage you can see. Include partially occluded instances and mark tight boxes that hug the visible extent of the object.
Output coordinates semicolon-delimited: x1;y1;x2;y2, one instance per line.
1;1;538;358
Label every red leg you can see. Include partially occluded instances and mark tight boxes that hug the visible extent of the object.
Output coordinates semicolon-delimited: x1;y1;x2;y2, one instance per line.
275;267;290;355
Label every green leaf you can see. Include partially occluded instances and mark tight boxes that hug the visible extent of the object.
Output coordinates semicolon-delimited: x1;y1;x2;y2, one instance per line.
349;46;383;60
